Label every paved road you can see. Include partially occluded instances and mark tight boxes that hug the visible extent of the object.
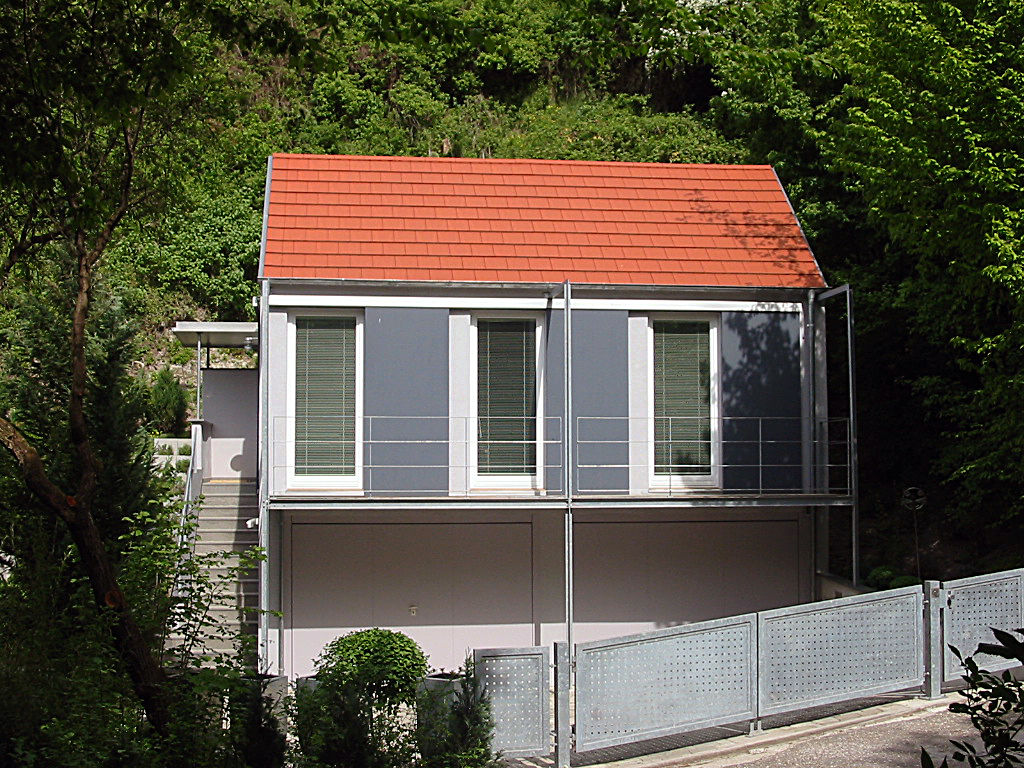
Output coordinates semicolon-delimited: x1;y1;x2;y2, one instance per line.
672;707;975;768
582;698;980;768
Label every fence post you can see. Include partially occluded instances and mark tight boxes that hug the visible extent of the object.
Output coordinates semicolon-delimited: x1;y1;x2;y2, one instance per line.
924;580;944;698
555;641;571;768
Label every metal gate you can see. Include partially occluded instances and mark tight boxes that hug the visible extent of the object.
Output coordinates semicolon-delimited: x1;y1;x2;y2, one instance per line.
574;615;758;752
758;587;924;716
942;569;1024;683
474;646;550;758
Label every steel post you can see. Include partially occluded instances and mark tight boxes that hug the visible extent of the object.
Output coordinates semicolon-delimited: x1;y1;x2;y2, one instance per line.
555;641;572;768
924;580;944;698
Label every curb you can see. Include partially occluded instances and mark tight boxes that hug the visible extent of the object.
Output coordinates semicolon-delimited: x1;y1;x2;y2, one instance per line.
587;695;957;768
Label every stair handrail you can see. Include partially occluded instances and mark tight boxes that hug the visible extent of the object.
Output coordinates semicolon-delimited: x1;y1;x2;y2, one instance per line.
171;421;204;597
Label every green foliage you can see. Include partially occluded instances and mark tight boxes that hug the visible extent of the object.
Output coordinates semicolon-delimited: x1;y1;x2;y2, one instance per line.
316;628;429;706
865;566;897;589
415;664;498;768
865;566;920;590
110;175;262;321
694;0;1024;573
228;676;288;768
295;629;428;768
827;0;1024;527
923;628;1024;767
0;264;283;766
149;368;189;438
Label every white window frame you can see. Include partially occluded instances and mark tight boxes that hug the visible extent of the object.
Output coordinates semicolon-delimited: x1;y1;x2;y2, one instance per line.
468;311;546;492
646;312;722;492
286;310;364;492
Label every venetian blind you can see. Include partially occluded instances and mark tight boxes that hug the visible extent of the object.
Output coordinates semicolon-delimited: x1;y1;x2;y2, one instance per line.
477;319;537;474
295;317;356;475
653;320;711;475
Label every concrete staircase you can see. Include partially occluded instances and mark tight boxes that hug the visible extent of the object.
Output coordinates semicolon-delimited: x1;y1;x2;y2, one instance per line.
190;479;259;657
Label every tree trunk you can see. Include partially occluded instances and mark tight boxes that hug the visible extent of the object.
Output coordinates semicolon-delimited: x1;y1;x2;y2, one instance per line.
65;500;172;735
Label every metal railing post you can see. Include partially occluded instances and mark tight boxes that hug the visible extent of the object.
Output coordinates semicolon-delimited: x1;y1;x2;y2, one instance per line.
555;641;572;768
924;580;944;698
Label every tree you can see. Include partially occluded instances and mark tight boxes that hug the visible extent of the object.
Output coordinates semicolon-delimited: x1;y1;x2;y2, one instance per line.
0;0;302;736
827;0;1024;528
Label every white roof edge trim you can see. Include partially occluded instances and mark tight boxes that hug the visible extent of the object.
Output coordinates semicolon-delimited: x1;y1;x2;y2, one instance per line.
267;295;801;312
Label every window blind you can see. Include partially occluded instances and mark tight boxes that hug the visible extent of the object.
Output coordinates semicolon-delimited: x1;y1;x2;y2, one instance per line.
295;317;356;475
653;320;711;475
478;319;537;474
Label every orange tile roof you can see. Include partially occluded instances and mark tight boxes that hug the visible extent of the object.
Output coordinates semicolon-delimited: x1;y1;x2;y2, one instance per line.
260;154;825;288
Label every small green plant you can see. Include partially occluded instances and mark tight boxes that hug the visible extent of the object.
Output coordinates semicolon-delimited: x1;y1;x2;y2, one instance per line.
295;628;428;768
922;628;1024;768
228;675;287;768
175;457;192;472
889;575;922;589
149;367;189;437
415;662;498;768
155;442;175;455
179;442;192;456
865;565;919;590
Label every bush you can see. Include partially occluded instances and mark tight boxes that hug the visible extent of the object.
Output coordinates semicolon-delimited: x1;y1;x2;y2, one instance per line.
922;628;1024;767
865;566;896;589
228;675;287;768
149;367;188;437
295;629;428;768
415;663;498;768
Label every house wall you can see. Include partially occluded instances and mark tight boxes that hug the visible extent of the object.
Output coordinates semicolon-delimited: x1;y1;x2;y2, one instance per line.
202;369;258;479
266;308;290;495
280;507;811;675
572;311;630;493
363;308;449;494
264;295;808;497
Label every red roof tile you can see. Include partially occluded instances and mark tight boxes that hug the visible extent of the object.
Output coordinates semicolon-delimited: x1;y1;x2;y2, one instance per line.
260;154;825;288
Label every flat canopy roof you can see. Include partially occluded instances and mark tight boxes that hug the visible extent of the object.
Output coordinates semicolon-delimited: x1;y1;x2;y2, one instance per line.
172;321;258;348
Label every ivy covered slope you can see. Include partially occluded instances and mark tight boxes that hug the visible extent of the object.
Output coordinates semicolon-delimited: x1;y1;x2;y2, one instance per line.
100;0;1024;575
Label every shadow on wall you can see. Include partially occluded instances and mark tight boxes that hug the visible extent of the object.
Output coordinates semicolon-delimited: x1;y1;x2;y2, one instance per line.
721;312;801;491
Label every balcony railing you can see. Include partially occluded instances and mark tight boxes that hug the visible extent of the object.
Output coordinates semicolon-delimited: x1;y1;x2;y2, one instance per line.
269;416;851;498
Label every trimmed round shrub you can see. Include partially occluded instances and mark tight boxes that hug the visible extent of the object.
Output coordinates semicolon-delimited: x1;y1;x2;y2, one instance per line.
295;629;428;768
315;628;428;706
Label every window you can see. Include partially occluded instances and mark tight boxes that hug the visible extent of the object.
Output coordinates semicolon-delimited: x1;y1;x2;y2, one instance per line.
652;320;712;477
290;314;362;488
448;312;544;492
629;313;719;491
477;319;537;475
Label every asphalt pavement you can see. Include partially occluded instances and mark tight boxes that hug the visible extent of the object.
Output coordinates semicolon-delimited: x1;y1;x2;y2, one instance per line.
587;695;976;768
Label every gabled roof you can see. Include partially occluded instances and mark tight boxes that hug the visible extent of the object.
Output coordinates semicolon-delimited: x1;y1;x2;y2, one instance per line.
260;154;825;288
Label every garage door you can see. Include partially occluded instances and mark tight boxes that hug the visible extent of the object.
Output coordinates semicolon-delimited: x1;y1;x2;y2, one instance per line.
289;523;534;676
574;520;802;644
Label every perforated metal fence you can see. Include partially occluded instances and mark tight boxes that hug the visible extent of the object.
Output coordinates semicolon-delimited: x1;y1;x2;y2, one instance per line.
942;569;1024;683
467;568;1024;764
757;587;924;716
575;615;758;752
473;646;550;758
